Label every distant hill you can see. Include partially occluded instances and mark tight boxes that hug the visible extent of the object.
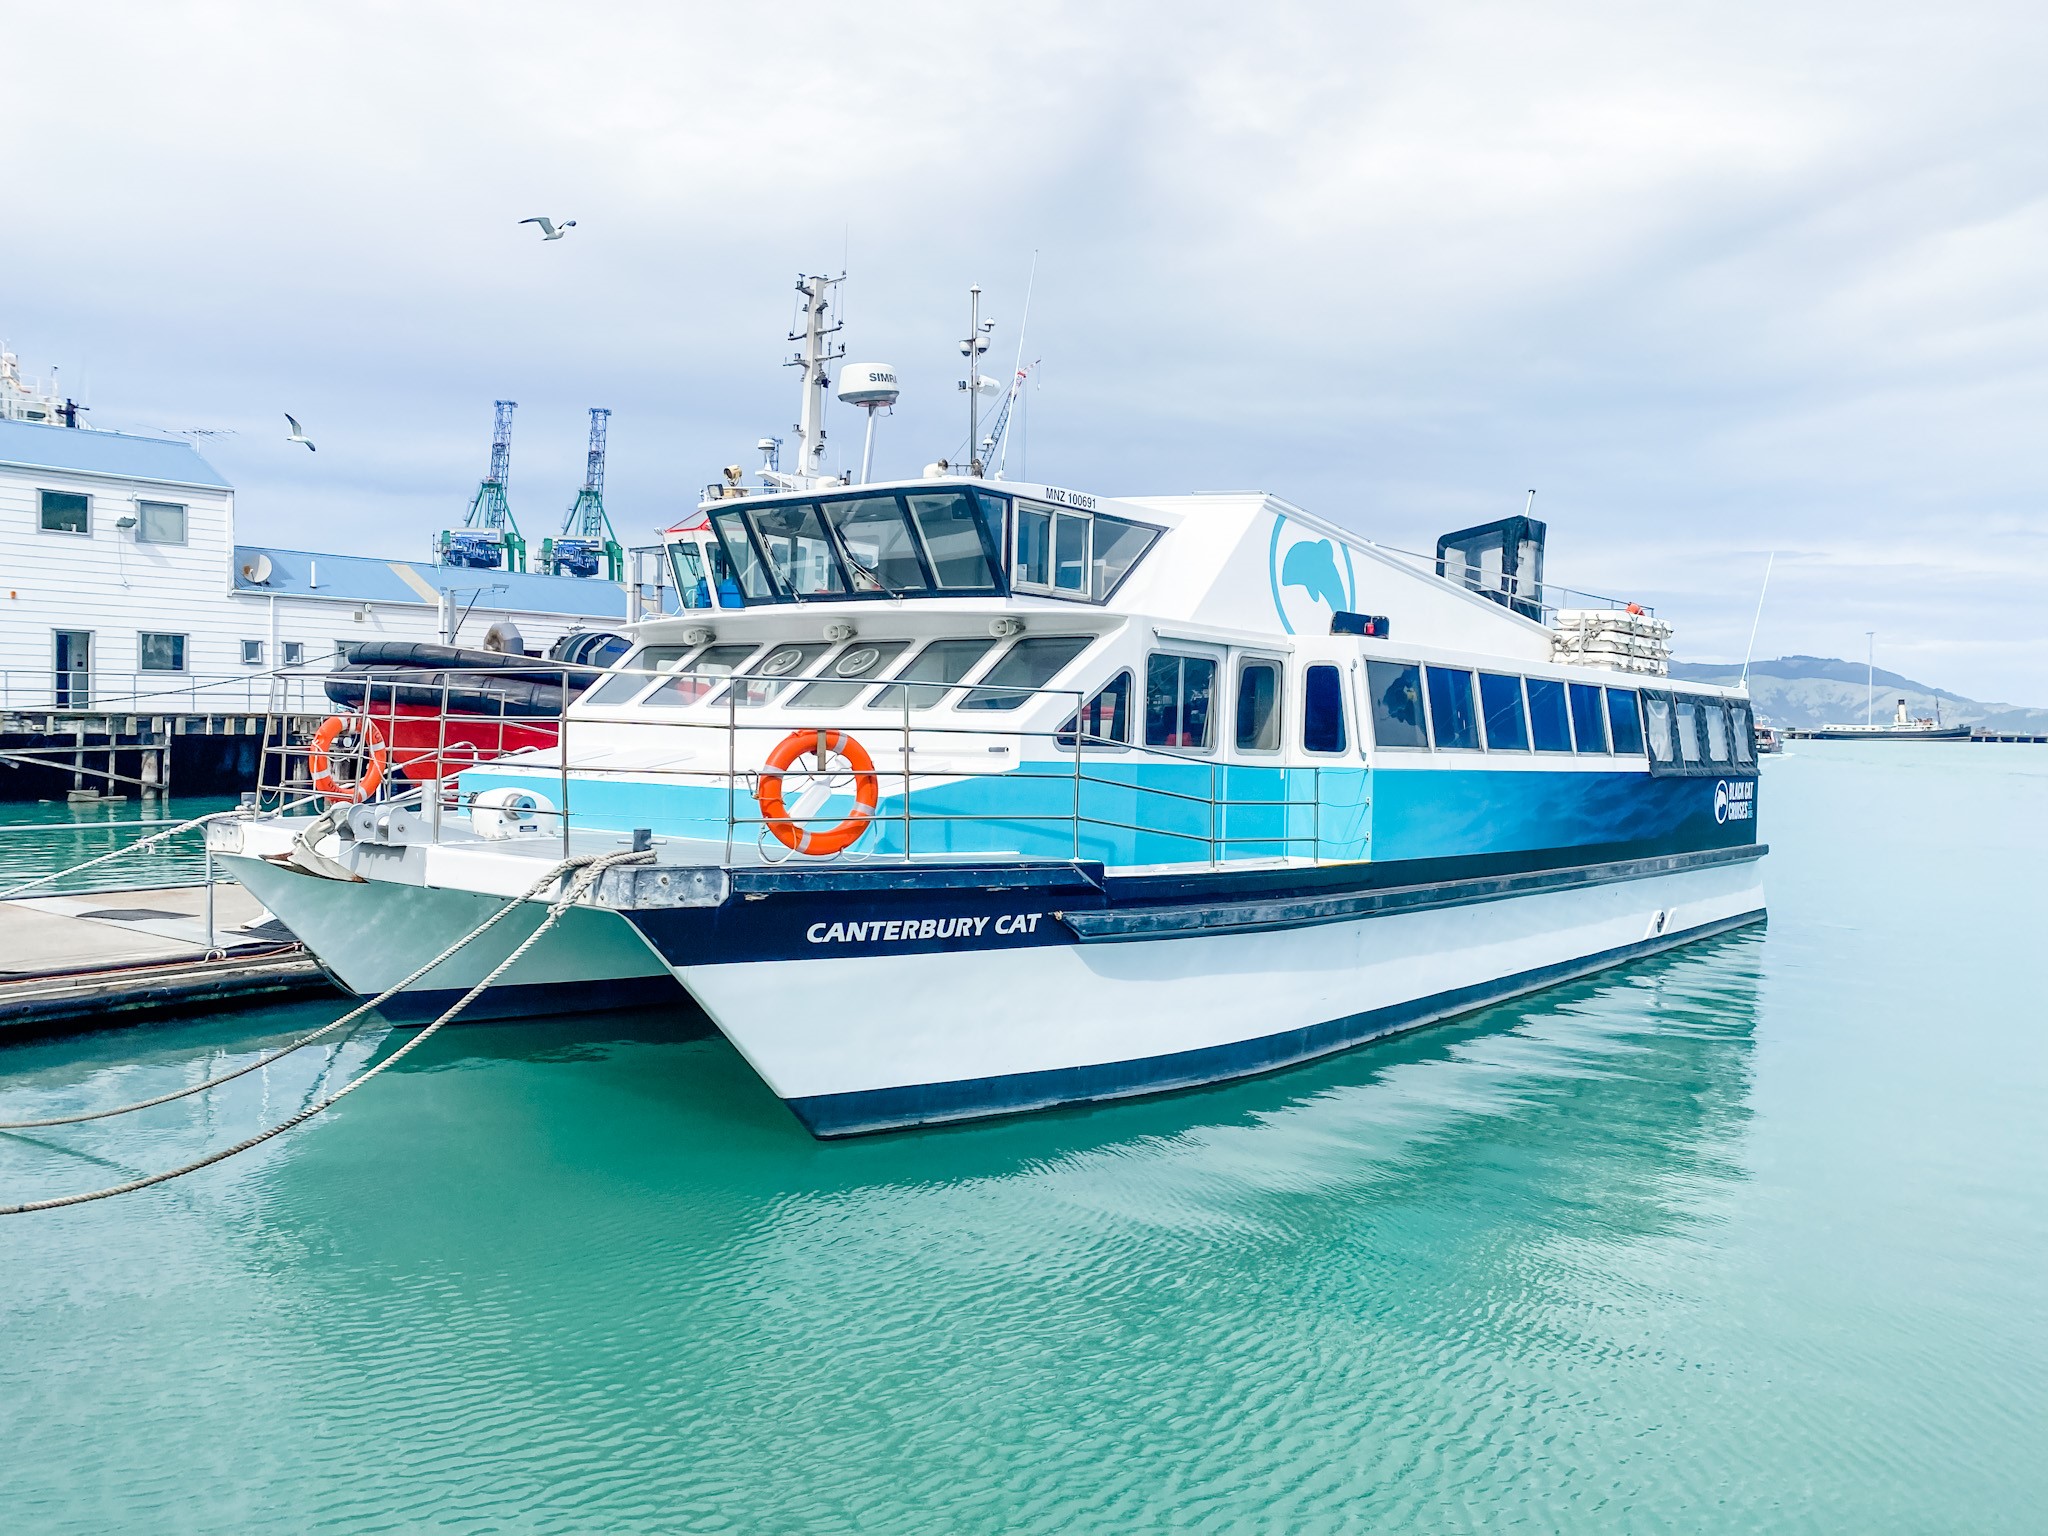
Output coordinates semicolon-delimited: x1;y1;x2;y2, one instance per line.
1666;655;2048;734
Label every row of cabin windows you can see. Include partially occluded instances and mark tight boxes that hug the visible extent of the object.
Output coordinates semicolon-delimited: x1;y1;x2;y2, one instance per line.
585;635;1096;715
1368;661;1652;756
1062;655;1351;756
35;490;188;543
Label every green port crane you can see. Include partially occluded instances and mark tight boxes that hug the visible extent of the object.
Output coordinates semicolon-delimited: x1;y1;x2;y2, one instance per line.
540;407;623;579
438;400;528;571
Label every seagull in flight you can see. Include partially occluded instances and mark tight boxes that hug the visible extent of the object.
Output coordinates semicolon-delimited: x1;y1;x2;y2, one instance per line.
520;217;577;241
284;413;316;452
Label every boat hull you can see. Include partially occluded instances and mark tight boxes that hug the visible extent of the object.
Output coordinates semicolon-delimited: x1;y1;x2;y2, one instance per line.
658;852;1766;1136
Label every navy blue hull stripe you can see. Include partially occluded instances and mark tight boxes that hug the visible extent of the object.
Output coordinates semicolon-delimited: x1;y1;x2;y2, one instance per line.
1064;843;1766;942
783;909;1767;1137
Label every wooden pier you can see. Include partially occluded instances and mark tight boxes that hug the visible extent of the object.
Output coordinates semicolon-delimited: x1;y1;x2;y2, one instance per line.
0;707;323;801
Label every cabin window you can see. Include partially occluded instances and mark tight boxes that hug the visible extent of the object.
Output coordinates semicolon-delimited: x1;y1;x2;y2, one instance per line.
1569;683;1610;754
1643;695;1675;763
587;644;695;705
717;643;831;707
1091;516;1161;600
241;640;264;666
1235;659;1283;753
1145;653;1216;750
138;633;186;672
868;638;998;712
1365;661;1427;748
1526;678;1573;753
1302;664;1348;754
791;641;912;708
1478;672;1529;751
823;495;929;593
1425;667;1481;750
1701;700;1731;763
1674;699;1703;763
911;492;1002;590
961;636;1094;711
1606;689;1645;754
753;502;847;598
1058;671;1133;748
1014;502;1163;602
1729;702;1755;764
137;500;187;544
39;490;89;535
669;543;713;609
643;644;761;708
283;642;305;667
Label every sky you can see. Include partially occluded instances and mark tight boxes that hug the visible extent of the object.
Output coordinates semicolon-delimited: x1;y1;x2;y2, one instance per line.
6;1;2046;702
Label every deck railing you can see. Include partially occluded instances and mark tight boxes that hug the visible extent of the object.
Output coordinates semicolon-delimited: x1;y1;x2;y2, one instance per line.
0;668;336;715
251;662;1344;871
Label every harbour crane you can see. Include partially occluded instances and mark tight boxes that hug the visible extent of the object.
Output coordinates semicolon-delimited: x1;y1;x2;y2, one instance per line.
541;408;624;579
439;400;527;571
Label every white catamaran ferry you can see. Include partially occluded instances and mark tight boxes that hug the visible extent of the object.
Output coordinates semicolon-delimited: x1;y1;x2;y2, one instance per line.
214;276;1766;1137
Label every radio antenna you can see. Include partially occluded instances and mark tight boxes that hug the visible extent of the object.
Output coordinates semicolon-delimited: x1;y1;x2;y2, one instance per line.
1740;551;1775;688
992;252;1038;476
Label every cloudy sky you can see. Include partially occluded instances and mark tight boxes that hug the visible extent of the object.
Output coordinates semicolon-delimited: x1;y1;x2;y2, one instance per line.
8;2;2046;700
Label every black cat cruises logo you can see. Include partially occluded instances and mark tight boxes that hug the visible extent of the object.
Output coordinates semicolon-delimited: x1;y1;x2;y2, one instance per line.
1714;779;1755;824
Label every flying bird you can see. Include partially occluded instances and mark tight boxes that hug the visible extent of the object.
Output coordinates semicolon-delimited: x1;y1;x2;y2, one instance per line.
520;217;577;241
284;414;316;452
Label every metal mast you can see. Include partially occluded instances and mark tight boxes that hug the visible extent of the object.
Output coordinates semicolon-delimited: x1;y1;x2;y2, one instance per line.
787;275;844;485
960;286;991;476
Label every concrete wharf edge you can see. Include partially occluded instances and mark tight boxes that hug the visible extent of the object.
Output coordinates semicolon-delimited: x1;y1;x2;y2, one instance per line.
0;948;337;1040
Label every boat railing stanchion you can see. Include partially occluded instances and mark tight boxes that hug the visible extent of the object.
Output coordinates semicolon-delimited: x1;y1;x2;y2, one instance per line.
723;683;736;869
901;672;913;861
557;667;571;859
1070;686;1082;862
431;673;450;845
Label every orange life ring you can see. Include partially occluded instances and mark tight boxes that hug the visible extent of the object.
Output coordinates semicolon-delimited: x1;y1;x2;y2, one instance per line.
757;728;879;856
308;713;388;803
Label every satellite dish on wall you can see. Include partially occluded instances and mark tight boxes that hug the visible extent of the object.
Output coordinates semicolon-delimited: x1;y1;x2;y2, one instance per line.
240;553;274;585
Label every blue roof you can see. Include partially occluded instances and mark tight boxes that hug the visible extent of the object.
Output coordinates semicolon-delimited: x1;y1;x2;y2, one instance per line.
234;544;678;620
0;418;232;488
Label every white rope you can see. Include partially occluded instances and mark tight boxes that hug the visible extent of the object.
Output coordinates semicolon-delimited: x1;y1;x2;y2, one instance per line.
0;790;328;900
1;848;652;1215
0;851;591;1130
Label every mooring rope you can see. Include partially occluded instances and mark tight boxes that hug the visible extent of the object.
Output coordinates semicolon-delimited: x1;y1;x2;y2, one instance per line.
1;848;651;1215
0;791;330;901
0;851;603;1131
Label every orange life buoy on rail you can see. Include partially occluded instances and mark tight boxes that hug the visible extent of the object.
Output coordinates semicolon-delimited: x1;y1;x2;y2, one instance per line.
757;728;880;856
308;713;388;803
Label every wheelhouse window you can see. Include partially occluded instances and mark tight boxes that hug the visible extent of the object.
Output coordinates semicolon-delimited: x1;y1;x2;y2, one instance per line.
912;491;1003;590
587;644;695;705
1012;500;1162;602
643;644;761;708
1302;664;1348;754
1235;659;1282;752
960;636;1094;711
1058;671;1133;748
715;643;830;707
39;489;89;535
822;495;929;593
1606;688;1645;754
1145;653;1216;750
1425;667;1481;750
669;541;736;610
1478;672;1529;750
1526;678;1573;753
1365;660;1427;748
710;511;780;603
752;502;847;598
1569;683;1609;754
867;639;997;712
138;501;187;544
790;641;911;708
138;632;186;672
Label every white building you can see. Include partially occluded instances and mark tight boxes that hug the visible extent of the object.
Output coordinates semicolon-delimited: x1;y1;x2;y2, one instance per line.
0;418;661;713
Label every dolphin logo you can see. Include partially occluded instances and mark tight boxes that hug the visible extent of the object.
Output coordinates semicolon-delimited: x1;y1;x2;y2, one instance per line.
1281;538;1348;611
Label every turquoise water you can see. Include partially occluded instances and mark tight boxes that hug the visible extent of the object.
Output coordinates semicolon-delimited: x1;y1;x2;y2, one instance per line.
0;796;239;896
2;745;2044;1531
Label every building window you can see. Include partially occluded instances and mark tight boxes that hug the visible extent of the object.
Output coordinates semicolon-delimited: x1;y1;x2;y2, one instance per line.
138;633;187;672
138;501;187;544
1234;659;1282;752
241;640;265;666
1302;664;1349;754
39;489;89;535
1144;653;1217;750
282;641;305;667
